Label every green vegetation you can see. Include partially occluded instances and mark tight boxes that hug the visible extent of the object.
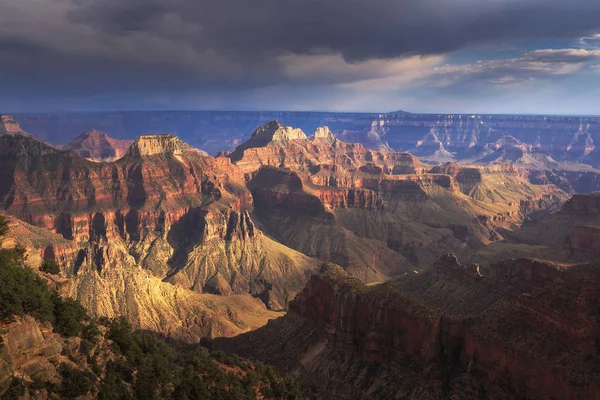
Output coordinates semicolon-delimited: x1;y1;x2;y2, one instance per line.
59;363;97;399
40;258;60;274
0;215;303;399
0;217;88;337
0;244;54;322
101;317;301;399
53;295;88;337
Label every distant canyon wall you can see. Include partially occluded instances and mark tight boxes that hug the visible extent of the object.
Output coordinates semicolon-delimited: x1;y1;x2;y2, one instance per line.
13;111;600;158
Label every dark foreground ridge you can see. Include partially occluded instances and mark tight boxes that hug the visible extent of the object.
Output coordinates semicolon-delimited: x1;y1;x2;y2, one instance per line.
216;256;600;399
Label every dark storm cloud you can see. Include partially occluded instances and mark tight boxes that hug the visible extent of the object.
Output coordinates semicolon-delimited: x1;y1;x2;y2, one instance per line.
2;0;600;111
67;0;600;61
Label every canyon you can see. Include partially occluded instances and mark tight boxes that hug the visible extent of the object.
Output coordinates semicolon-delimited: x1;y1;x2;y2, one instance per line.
217;255;600;399
0;121;321;342
8;112;600;183
13;111;600;195
230;121;568;274
2;113;600;398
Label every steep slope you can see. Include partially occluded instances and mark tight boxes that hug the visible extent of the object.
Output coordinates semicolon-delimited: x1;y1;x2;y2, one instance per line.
0;133;318;340
62;129;133;161
229;120;427;175
229;122;566;275
0;217;301;399
411;130;455;163
509;192;600;259
249;167;413;282
217;256;600;399
2;214;282;341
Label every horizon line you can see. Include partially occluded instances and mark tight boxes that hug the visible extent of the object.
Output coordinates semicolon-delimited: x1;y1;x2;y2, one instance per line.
4;109;600;118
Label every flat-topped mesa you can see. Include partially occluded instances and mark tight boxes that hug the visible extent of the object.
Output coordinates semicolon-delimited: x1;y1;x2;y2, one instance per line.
0;115;25;135
126;134;194;157
312;126;336;143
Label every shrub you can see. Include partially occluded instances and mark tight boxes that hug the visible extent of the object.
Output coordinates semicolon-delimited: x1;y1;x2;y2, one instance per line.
83;320;102;343
98;361;134;400
52;294;88;337
0;216;305;399
0;249;54;322
40;259;60;275
59;363;97;399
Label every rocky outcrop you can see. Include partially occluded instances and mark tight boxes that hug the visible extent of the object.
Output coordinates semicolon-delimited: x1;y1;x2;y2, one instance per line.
0;115;26;135
254;120;308;142
313;126;336;143
288;263;441;362
126;134;205;157
238;118;566;272
0;315;116;398
564;192;600;214
0;317;64;392
228;121;307;163
229;121;429;175
62;129;133;161
218;256;600;399
0;134;318;341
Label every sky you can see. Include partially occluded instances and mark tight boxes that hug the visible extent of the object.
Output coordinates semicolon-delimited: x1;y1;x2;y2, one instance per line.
1;0;600;114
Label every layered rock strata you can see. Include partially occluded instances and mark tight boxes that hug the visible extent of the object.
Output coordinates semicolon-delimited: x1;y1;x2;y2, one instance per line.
218;255;600;399
0;132;318;341
62;129;133;161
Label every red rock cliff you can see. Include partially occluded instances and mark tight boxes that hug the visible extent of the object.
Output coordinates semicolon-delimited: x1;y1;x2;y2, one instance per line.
288;257;600;400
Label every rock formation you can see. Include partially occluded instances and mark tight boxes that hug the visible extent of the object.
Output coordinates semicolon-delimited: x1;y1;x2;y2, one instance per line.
16;111;600;192
0;316;113;396
312;126;336;143
229;122;566;273
126;134;199;157
504;192;600;262
0;132;318;342
0;121;576;345
228;121;307;163
217;255;600;399
1;215;283;342
62;129;133;161
0;115;26;135
229;121;428;175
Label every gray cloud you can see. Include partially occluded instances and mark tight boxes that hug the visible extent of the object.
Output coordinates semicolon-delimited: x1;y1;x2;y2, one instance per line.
1;0;600;111
427;49;600;90
65;0;600;60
